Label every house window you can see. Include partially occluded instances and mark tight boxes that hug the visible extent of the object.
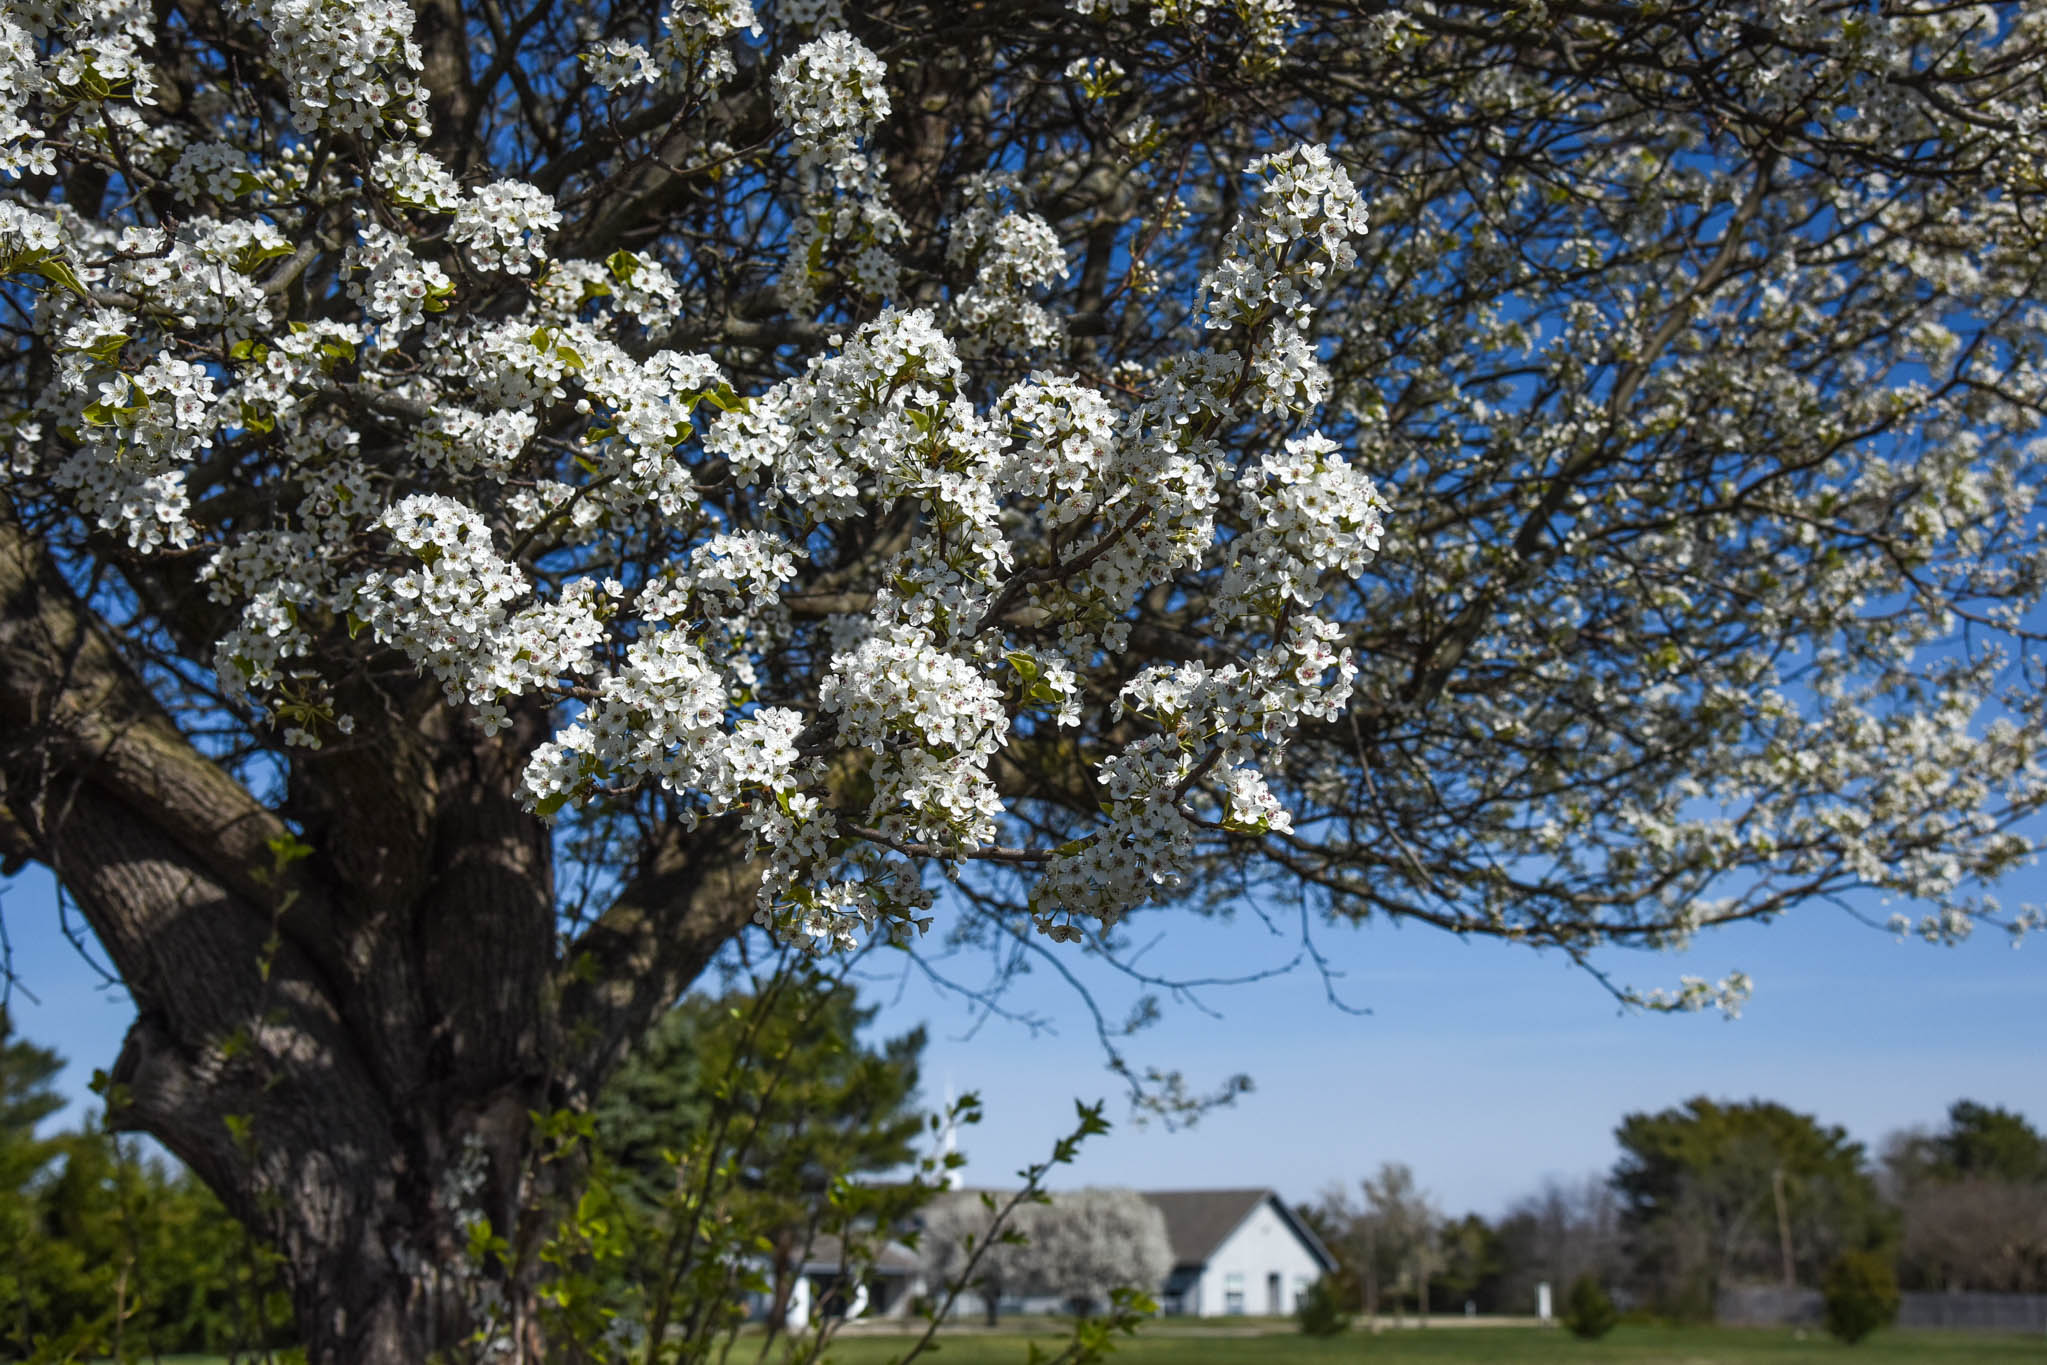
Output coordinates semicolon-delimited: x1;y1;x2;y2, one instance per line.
1224;1273;1245;1315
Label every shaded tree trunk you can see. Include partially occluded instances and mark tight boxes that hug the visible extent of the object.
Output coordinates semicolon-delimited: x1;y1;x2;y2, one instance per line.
0;504;759;1363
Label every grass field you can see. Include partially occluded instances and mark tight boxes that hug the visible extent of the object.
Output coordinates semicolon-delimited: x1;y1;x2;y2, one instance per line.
813;1324;2047;1364
102;1325;2047;1364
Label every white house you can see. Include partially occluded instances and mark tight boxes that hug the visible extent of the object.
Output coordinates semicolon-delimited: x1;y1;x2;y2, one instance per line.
759;1234;926;1331
1144;1188;1336;1318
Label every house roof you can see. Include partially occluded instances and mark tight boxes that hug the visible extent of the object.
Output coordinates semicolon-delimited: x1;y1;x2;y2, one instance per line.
1142;1188;1337;1274
794;1234;922;1276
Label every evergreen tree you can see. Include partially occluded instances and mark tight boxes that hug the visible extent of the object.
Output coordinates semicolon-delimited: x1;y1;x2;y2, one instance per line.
1614;1098;1889;1316
1892;1102;2047;1188
0;1008;66;1357
0;1016;293;1357
592;965;928;1330
1561;1273;1618;1340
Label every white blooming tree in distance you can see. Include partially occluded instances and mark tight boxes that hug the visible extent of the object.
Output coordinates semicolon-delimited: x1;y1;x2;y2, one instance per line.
920;1186;1174;1321
3;0;2047;1357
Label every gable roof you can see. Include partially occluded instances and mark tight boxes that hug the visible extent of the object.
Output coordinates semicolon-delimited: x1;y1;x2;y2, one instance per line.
1142;1188;1337;1274
794;1233;922;1276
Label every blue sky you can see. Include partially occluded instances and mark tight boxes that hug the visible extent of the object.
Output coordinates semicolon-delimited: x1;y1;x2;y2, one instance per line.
5;861;2042;1219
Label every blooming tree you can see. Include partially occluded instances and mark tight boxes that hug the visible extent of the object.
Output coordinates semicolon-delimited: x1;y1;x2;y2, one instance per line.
920;1186;1174;1320
2;0;2046;1358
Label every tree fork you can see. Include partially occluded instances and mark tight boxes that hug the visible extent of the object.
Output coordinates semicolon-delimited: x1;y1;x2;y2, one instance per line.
0;499;768;1361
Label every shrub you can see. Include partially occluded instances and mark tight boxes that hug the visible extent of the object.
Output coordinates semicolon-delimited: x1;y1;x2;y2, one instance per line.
1822;1251;1900;1345
1295;1276;1352;1337
1561;1273;1618;1339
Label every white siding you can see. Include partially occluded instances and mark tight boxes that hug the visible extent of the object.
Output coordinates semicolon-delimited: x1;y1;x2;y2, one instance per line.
1193;1198;1325;1318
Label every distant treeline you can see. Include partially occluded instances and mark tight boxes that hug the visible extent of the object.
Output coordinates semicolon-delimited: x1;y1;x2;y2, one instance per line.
1299;1097;2047;1320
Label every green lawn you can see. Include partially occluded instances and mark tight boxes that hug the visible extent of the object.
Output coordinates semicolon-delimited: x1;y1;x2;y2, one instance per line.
95;1326;2047;1365
814;1324;2047;1365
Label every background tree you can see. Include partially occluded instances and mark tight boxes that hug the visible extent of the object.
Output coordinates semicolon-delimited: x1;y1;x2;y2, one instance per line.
1886;1102;2047;1190
1365;1161;1444;1320
6;1;2047;1358
918;1187;1170;1324
1884;1102;2047;1293
1308;1162;1442;1319
1431;1212;1506;1315
1026;1188;1174;1317
1292;1275;1350;1338
1614;1098;1890;1318
1491;1175;1623;1320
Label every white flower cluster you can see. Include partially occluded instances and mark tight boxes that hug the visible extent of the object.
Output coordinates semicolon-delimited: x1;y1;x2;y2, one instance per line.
52;350;214;551
1194;145;1368;415
229;0;429;138
371;143;462;210
351;495;611;734
950;205;1068;353
0;200;65;259
656;0;756;86
169;142;259;203
451;181;559;275
821;623;1010;848
0;5;48;176
1062;54;1124;99
408;404;538;478
45;0;159;107
582;39;658;92
582;0;757;93
704;307;962;519
530;249;683;328
369;147;558;275
344;220;451;337
1070;0;1298;59
642;530;801;686
772;33;890;155
1031;617;1355;934
770;32;904;307
1218;433;1387;615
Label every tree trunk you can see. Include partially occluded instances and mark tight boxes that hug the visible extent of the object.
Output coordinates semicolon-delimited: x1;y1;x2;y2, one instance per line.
1772;1167;1797;1288
0;504;760;1362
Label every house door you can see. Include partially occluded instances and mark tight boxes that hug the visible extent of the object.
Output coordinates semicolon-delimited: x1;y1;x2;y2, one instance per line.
1266;1272;1281;1315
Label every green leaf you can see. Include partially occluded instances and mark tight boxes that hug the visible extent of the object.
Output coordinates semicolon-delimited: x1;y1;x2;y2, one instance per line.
267;832;315;867
604;249;642;285
76;333;129;365
233;241;295;274
33;258;86;297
